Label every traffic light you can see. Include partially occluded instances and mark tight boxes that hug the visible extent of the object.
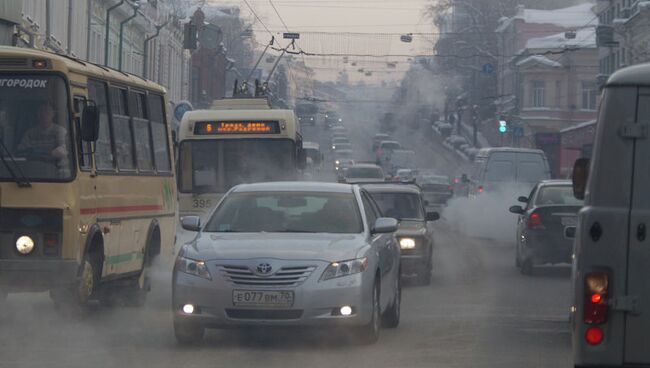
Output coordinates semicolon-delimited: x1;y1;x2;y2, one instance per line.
498;120;507;133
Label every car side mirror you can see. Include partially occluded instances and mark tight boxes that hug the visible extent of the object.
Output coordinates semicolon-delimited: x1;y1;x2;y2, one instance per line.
517;196;528;203
81;105;100;142
572;158;590;200
426;211;440;221
181;216;201;232
372;217;398;234
509;205;525;214
565;226;576;239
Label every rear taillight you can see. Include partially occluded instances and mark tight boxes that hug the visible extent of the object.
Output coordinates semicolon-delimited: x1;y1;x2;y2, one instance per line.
527;212;545;229
585;326;604;345
584;272;609;325
477;185;484;193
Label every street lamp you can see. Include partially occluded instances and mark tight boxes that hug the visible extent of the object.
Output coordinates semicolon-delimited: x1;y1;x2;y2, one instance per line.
104;0;125;66
118;2;141;71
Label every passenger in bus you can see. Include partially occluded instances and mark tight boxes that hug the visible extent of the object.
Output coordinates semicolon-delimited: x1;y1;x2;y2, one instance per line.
18;103;69;170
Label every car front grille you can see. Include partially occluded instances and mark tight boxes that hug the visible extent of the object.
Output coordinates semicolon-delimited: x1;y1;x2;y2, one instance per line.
225;309;303;320
218;265;317;287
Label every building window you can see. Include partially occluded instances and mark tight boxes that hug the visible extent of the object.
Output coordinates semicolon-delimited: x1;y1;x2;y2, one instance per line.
582;81;597;110
532;80;546;108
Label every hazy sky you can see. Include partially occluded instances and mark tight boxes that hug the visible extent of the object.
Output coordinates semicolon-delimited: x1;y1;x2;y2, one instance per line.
209;0;435;83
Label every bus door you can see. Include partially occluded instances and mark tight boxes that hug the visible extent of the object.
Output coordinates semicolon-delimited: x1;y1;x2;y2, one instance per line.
624;88;650;365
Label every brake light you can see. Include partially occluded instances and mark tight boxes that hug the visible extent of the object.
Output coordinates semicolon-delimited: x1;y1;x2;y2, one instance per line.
584;272;608;325
477;185;484;193
448;185;453;191
453;178;460;184
527;212;544;229
585;326;604;345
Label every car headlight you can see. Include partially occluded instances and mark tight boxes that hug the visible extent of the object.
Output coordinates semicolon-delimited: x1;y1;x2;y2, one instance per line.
175;255;212;280
320;258;368;281
399;237;416;250
335;166;340;171
16;235;35;255
332;145;336;150
310;117;314;121
335;160;340;165
338;118;342;122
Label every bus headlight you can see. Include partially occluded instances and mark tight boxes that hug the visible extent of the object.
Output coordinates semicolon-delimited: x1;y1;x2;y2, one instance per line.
16;235;35;254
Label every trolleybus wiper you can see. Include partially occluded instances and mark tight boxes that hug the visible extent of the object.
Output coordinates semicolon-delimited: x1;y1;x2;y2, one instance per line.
0;139;31;187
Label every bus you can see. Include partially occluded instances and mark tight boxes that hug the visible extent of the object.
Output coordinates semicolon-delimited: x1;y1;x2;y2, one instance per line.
177;98;305;219
0;47;177;308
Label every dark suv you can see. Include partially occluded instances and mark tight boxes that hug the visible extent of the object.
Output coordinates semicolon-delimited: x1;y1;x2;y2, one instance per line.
362;183;439;285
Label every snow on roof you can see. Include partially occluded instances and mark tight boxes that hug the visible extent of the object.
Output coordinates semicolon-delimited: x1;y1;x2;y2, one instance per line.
497;3;596;31
516;55;563;68
526;27;596;49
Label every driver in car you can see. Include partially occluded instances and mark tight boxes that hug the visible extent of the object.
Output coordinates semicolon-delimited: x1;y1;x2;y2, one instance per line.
18;103;68;164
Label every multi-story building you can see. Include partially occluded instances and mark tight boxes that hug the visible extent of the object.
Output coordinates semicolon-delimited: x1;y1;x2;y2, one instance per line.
596;0;650;85
2;0;189;103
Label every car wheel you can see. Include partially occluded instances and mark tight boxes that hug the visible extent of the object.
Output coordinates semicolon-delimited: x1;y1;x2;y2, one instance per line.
355;281;380;344
515;243;521;268
174;319;205;344
382;274;401;328
521;258;534;276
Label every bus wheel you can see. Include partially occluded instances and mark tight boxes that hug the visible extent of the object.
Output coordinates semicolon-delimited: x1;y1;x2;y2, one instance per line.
124;232;157;307
51;252;101;313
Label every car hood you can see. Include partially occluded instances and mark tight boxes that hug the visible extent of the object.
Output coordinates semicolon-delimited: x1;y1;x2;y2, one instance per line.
183;232;368;262
396;220;427;236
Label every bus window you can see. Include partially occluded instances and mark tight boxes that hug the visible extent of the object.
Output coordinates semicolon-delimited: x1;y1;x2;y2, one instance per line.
88;80;114;171
0;74;73;181
179;139;294;193
148;94;171;172
74;96;91;170
129;91;153;172
110;87;135;171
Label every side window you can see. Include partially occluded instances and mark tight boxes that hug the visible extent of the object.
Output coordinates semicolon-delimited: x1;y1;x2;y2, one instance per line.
109;87;135;170
130;91;153;172
361;192;378;228
148;93;171;172
74;96;91;170
88;80;114;170
525;186;538;210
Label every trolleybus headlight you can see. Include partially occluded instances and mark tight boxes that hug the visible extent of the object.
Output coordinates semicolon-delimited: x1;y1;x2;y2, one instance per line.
16;235;35;255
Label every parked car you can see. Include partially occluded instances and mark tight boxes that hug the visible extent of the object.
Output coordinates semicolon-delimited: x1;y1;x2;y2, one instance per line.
509;180;583;275
363;183;439;285
173;182;402;344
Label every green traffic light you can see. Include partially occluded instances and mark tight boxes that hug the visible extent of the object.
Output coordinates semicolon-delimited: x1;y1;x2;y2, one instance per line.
499;126;507;133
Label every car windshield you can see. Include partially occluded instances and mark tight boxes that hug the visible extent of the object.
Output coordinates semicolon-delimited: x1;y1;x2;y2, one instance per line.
535;185;584;206
347;167;383;179
204;191;363;233
368;192;424;220
0;74;73;181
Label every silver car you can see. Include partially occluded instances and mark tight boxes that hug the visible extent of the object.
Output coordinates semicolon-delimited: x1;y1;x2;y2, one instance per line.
173;182;402;344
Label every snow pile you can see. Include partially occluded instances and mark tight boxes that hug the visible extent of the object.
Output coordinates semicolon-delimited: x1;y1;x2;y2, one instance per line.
525;28;596;49
521;3;597;27
515;55;563;68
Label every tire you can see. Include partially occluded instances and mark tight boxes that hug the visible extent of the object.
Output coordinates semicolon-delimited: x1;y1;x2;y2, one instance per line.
521;258;534;276
355;281;380;344
416;249;432;286
382;274;401;328
51;251;101;313
515;244;521;268
174;319;205;344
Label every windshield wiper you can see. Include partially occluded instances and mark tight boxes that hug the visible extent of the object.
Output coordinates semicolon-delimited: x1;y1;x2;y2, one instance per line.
0;140;30;187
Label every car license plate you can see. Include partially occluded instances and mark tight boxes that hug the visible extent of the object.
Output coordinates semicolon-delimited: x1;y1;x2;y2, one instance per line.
561;216;577;226
232;290;294;308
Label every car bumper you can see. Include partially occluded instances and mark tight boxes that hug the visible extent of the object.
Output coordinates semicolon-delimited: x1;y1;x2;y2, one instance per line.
0;259;79;292
400;254;427;273
172;268;373;329
523;232;573;264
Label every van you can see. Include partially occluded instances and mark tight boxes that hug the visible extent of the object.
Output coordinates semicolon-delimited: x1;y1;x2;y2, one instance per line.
470;147;551;197
570;63;650;367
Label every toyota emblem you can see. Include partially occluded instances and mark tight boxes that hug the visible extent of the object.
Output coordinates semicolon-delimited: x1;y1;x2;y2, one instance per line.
256;263;272;274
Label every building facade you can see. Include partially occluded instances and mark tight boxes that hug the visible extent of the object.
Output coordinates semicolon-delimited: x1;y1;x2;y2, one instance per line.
2;0;189;103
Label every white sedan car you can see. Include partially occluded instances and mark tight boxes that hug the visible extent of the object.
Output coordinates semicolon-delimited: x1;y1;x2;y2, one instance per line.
173;182;401;344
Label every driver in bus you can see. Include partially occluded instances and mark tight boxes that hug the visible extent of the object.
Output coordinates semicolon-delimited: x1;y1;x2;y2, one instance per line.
18;103;68;169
